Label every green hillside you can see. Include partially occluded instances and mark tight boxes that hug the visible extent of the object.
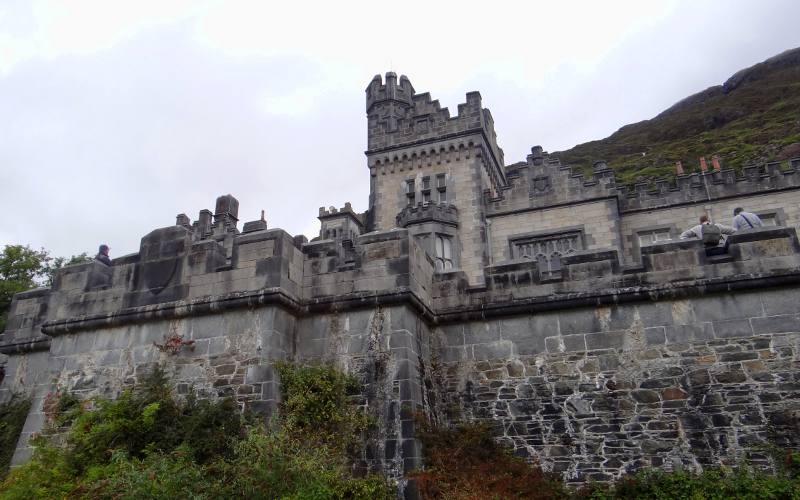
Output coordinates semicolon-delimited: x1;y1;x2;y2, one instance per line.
554;48;800;185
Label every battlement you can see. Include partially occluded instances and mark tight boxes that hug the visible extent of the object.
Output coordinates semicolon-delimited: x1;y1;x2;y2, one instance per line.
317;202;362;222
489;149;800;217
396;202;459;228
487;147;617;215
366;72;415;113
617;158;800;212
365;72;504;174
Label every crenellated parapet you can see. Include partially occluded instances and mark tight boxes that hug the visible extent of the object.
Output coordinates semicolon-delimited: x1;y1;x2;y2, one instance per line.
366;72;505;188
396;202;459;228
617;158;800;211
487;147;617;215
317;202;365;243
488;149;800;216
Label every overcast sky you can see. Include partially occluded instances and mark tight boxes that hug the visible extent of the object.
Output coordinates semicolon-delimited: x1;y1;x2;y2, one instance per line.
1;0;799;259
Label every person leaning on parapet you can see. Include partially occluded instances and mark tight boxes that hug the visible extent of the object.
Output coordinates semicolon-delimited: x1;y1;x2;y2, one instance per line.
732;207;764;231
680;215;735;247
95;244;112;266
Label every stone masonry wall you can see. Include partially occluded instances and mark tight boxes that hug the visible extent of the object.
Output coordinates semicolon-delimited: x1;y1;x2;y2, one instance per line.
0;304;431;486
435;287;800;482
369;145;491;285
2;306;293;465
488;199;620;263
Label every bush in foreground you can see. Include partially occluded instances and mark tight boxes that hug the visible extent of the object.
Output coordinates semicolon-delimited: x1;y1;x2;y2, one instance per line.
0;365;392;499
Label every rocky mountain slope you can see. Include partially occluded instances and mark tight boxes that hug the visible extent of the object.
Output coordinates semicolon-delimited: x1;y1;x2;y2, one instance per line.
553;48;800;184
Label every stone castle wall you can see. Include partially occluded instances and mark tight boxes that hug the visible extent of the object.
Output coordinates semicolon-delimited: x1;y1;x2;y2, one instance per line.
435;287;800;482
3;73;800;493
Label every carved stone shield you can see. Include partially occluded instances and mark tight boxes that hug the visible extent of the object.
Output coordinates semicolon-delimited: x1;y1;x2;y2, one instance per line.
142;258;179;295
532;176;551;193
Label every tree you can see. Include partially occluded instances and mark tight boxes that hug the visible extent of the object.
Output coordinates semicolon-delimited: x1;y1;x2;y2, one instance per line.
0;246;92;332
0;245;51;332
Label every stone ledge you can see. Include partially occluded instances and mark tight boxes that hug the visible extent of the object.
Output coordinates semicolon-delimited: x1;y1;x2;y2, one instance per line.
435;269;800;323
727;225;800;246
41;288;302;336
0;336;51;355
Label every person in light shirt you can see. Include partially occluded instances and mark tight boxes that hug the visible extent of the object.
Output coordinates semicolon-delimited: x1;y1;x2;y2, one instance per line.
732;207;764;231
680;215;734;246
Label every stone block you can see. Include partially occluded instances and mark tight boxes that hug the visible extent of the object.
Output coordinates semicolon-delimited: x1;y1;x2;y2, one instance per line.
762;288;800;316
92;330;130;351
464;321;501;344
751;315;800;334
390;306;418;333
631;390;660;403
389;331;414;350
296;338;326;359
545;334;586;353
514;337;547;356
644;327;666;346
50;335;77;357
97;349;121;366
501;315;557;340
558;309;601;335
664;323;714;343
345;310;373;335
245;364;274;384
692;293;763;322
439;325;464;346
441;346;467;362
585;331;625;350
472;341;513;360
713;319;754;339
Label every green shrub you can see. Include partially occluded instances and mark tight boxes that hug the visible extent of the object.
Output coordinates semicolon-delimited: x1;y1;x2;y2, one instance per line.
578;465;800;500
0;363;393;499
275;361;370;457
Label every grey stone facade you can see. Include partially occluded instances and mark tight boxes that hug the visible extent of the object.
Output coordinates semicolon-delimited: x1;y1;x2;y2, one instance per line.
2;73;800;490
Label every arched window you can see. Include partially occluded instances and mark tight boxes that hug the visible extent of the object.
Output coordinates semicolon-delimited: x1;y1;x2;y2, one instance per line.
435;235;454;271
512;231;582;280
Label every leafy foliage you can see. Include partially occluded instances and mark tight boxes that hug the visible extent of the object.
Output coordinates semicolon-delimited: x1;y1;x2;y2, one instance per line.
275;361;370;457
0;245;92;331
577;459;800;500
0;245;50;331
0;396;31;479
0;364;392;499
555;48;800;184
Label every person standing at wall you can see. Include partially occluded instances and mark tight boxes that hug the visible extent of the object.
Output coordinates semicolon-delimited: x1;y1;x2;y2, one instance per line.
680;215;735;247
95;244;112;266
732;207;764;231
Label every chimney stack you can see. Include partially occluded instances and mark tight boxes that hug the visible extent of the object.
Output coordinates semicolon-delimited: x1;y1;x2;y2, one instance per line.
711;155;722;171
676;161;684;175
699;157;708;172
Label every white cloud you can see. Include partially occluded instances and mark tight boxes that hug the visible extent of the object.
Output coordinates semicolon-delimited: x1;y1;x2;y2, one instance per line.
0;0;798;259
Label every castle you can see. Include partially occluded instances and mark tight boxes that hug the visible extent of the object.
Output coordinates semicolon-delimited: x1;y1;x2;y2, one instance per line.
3;73;800;490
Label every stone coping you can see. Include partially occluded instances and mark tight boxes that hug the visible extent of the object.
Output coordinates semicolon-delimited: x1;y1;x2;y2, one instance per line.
435;268;800;323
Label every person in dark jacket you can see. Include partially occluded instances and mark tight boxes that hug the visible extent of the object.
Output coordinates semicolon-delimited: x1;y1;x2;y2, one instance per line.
96;244;112;266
